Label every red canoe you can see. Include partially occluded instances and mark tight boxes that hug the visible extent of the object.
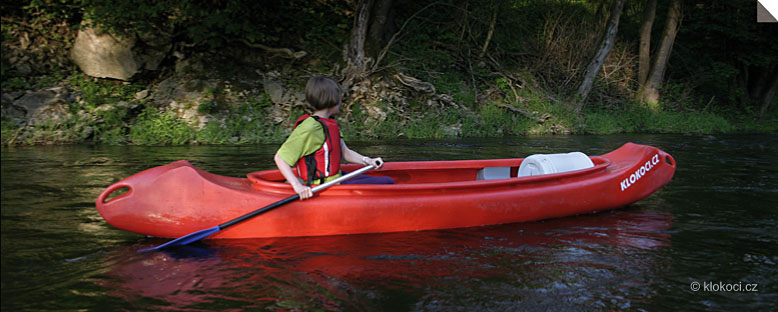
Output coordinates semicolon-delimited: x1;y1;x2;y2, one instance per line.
96;142;675;239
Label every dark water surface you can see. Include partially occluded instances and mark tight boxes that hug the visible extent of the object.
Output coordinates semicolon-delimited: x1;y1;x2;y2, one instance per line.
2;135;776;311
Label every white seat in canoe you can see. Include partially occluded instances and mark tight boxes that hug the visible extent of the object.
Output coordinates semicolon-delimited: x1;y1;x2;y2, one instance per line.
517;152;594;177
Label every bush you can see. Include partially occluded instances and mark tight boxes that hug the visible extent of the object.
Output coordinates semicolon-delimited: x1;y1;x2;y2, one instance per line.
582;106;736;135
194;95;286;144
1;119;20;145
130;107;195;145
92;105;129;145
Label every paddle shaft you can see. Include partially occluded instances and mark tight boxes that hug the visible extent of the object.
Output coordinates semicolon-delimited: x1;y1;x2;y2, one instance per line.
219;164;375;229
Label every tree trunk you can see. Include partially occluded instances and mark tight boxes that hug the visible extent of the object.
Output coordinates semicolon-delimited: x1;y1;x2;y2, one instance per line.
346;0;374;74
758;67;778;119
638;0;657;87
748;64;775;102
366;0;394;59
574;0;625;113
479;9;497;58
640;0;681;109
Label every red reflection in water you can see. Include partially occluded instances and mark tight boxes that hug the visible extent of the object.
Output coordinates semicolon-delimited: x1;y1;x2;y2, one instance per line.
100;210;672;310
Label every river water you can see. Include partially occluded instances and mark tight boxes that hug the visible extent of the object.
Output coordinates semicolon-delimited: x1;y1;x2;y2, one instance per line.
1;135;776;311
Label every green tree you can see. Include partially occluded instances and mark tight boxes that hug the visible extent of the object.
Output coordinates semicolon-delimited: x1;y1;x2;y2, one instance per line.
670;0;778;116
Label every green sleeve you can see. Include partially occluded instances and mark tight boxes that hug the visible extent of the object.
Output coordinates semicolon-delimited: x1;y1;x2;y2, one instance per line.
276;118;325;166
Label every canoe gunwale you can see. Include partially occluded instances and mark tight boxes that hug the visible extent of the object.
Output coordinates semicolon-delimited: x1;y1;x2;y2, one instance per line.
245;157;612;195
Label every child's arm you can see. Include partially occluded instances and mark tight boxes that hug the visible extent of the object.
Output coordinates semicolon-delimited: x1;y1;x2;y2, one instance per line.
340;139;384;169
274;152;313;200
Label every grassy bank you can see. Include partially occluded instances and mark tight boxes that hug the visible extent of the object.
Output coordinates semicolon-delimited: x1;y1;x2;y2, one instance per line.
2;72;774;146
3;0;775;146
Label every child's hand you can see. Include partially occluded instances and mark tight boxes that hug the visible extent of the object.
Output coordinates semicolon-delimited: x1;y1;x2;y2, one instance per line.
293;183;313;200
363;157;385;169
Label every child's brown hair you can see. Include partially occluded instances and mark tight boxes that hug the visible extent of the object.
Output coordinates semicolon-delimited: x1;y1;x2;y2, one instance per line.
305;76;342;110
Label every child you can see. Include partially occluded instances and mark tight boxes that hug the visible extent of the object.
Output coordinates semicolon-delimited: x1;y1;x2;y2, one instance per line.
273;76;394;200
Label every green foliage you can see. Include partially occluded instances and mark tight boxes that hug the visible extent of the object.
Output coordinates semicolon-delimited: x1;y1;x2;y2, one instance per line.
130;107;195;145
582;106;736;135
197;101;219;115
1;71;70;92
671;0;778;113
75;0;349;52
23;0;83;22
195;94;284;144
66;72;144;111
2;77;32;90
1;119;20;145
92;105;129;145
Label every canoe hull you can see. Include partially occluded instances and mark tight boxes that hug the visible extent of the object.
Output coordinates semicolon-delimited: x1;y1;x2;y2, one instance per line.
96;143;675;238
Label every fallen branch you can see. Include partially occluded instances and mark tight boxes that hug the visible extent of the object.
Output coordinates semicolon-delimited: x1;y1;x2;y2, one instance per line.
496;102;551;123
394;73;435;94
234;38;307;59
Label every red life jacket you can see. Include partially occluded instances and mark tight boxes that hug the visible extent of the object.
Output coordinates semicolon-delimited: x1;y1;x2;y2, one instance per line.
293;114;342;185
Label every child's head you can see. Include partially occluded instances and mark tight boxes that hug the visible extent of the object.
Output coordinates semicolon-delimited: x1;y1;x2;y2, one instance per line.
305;76;342;110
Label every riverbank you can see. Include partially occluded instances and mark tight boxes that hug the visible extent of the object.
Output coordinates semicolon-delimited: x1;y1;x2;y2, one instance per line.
3;0;776;146
2;67;775;146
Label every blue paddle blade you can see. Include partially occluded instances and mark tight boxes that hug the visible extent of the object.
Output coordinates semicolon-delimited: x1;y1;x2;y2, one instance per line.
138;225;221;252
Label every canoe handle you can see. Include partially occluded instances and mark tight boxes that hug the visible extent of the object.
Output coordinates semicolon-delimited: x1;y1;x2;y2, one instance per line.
97;183;132;204
664;154;675;167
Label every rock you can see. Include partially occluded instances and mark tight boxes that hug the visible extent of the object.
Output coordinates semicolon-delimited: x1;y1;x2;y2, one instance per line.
69;22;172;80
14;62;32;76
26;102;70;126
2;92;17;106
175;57;204;74
257;71;306;109
69;23;139;80
440;123;462;137
268;106;287;124
198;115;210;128
283;91;306;108
1;101;26;119
152;77;177;105
135;31;172;71
135;90;150;100
153;76;205;106
365;104;387;122
4;91;24;101
166;98;208;129
14;90;61;117
264;78;285;105
95;103;112;112
181;106;199;122
115;100;134;109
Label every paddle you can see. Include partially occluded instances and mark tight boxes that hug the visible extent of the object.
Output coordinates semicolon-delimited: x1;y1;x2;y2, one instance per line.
139;164;376;252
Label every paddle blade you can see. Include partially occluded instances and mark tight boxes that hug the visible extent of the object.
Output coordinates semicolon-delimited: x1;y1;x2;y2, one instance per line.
138;225;221;252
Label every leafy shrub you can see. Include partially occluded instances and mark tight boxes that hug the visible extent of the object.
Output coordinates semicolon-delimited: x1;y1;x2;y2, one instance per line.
75;0;349;51
195;95;283;144
197;100;219;114
130;107;195;145
92;105;129;145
